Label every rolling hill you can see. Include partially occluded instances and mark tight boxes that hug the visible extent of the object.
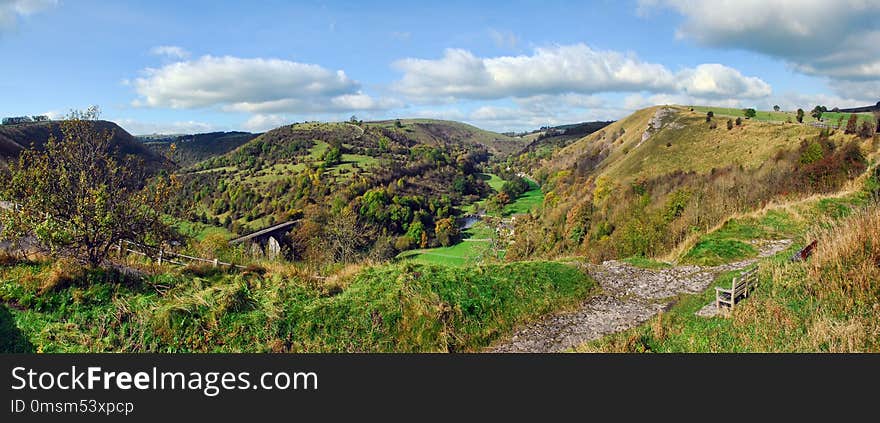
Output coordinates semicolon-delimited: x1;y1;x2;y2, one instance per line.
0;120;170;172
507;105;878;262
139;131;258;168
167;119;517;261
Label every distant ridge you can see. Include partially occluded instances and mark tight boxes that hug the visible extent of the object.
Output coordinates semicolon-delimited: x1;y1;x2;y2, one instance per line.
0;120;171;172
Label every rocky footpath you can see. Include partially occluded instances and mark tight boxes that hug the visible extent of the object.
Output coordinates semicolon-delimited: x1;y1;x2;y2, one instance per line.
487;239;792;353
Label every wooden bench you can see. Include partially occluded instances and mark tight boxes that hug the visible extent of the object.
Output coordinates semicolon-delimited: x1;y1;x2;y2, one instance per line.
715;267;759;310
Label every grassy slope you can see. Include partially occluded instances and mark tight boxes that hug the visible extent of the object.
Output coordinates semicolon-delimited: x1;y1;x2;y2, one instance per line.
0;120;170;173
370;119;527;157
689;105;876;127
577;187;879;352
0;260;595;352
542;105;862;185
602;108;837;182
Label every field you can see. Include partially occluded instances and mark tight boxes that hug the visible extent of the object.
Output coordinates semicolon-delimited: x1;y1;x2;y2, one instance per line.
503;178;543;216
398;222;498;266
688;105;876;127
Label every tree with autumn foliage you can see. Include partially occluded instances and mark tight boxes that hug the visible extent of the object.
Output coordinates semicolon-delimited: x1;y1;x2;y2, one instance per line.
0;111;177;267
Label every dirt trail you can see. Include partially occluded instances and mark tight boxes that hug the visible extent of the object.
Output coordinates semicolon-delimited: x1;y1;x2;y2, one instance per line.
487;240;791;353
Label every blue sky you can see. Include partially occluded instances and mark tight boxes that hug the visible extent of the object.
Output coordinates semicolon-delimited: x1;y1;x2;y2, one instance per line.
1;0;878;134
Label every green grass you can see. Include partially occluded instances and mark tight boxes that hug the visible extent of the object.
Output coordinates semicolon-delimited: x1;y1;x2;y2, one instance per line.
679;211;803;266
689;105;875;127
480;173;505;192
681;238;757;266
503;179;544;216
172;219;235;242
0;260;595;352
398;222;498;266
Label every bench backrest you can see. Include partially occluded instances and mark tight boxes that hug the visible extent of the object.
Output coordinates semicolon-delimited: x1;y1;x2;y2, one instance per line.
729;267;758;296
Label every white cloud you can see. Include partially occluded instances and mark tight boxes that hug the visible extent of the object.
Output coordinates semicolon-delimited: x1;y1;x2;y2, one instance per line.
242;114;289;132
114;118;219;136
150;45;190;60
675;64;771;98
392;44;771;102
0;0;56;34
640;0;880;89
132;55;394;114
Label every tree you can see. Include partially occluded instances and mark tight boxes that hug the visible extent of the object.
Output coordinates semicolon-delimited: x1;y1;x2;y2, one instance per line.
434;218;459;247
845;114;859;134
773;105;781;112
323;146;342;166
0;117;176;267
705;111;714;122
743;108;757;119
811;105;827;122
321;207;370;263
796;108;805;123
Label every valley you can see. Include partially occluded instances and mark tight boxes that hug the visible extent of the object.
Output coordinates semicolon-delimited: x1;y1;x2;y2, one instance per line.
1;104;878;353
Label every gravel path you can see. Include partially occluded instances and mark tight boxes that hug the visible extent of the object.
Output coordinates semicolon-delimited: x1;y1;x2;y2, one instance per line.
487;239;792;353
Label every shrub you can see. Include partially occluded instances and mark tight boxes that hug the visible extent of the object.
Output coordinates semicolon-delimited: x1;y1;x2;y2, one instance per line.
845;114;859;134
727;119;733;130
858;121;874;139
799;141;824;164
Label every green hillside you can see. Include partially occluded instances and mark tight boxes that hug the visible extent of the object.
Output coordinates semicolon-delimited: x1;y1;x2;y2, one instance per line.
506;105;878;262
168;119;514;260
141;131;258;168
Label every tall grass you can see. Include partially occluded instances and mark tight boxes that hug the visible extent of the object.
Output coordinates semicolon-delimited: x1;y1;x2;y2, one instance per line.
0;260;594;352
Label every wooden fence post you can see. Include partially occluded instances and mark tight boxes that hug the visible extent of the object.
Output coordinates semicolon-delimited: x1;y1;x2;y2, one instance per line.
157;248;163;265
213;258;219;268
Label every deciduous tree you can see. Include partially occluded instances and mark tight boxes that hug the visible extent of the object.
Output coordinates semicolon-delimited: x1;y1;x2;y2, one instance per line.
0;117;176;267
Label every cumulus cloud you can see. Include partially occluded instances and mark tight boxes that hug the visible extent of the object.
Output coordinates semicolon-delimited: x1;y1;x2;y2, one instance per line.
0;0;56;34
132;55;394;114
242;114;290;132
150;45;190;60
392;44;771;102
640;0;880;93
675;64;771;98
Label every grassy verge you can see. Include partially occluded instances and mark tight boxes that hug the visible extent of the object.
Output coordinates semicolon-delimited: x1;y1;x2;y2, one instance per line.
0;260;594;352
577;191;880;352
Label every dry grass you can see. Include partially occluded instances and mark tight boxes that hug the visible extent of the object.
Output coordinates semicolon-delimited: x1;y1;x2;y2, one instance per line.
38;259;86;294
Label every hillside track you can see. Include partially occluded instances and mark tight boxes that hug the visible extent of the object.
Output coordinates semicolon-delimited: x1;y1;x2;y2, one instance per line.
486;240;791;353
